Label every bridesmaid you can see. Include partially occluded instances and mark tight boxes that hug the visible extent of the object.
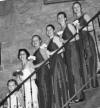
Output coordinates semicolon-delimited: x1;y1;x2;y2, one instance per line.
57;11;84;102
32;35;52;108
18;49;39;108
46;24;68;108
72;1;98;88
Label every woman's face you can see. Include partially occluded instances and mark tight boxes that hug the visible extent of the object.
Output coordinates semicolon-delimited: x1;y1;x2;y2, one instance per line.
73;3;81;15
19;51;27;61
8;81;16;92
57;14;66;27
46;26;54;38
32;36;41;48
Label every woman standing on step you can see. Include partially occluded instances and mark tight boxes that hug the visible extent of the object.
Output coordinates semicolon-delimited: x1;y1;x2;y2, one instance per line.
32;35;52;108
18;48;40;108
57;11;84;102
72;1;98;88
46;24;68;108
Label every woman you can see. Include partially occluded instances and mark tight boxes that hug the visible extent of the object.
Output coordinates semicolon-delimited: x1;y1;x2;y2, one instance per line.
72;1;98;88
46;24;68;108
32;35;52;108
57;11;84;102
7;79;24;108
18;48;39;108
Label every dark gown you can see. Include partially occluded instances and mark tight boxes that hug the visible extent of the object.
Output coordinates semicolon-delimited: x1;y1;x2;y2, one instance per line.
33;48;52;108
77;14;98;88
62;24;83;100
47;38;68;108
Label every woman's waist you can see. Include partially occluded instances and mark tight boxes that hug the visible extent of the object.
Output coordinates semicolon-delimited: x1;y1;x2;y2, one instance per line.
65;41;77;46
21;73;36;80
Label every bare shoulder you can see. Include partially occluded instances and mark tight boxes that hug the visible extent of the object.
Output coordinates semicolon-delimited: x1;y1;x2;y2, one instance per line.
84;13;91;21
26;61;33;67
67;23;76;34
68;23;75;29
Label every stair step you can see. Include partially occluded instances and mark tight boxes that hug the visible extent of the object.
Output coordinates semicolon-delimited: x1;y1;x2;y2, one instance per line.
69;86;100;108
83;90;100;108
70;101;86;108
84;87;100;100
82;74;100;100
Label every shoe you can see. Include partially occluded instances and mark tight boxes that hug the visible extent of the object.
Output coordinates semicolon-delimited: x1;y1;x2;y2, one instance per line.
69;100;75;104
97;70;100;74
74;98;84;103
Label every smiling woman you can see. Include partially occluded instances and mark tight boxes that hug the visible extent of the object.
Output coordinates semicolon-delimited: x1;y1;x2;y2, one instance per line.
44;0;84;5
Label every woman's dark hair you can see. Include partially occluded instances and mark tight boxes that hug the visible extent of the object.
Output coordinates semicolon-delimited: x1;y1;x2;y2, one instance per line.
32;35;42;46
7;79;18;86
57;11;67;19
72;1;82;14
46;24;55;31
13;71;23;76
18;48;30;59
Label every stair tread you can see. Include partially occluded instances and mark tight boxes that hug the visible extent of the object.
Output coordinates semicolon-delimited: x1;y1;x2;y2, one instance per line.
70;101;86;108
83;87;100;100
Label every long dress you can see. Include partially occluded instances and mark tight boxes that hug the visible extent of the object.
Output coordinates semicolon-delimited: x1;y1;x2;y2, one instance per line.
7;91;24;108
62;24;83;100
33;49;52;108
47;36;68;108
77;14;98;88
21;62;39;108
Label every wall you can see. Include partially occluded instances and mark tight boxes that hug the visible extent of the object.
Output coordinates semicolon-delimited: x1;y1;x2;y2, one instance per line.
0;0;100;96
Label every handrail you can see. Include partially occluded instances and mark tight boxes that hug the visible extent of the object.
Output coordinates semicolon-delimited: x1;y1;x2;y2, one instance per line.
0;10;100;107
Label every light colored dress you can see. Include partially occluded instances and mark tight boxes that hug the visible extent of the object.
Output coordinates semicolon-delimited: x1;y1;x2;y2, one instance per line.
7;91;24;108
21;61;39;108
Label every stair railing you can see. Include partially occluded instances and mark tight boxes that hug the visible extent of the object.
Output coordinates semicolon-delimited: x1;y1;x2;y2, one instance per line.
0;10;100;108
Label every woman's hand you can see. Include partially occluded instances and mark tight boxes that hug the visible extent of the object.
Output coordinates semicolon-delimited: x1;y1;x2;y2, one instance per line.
59;38;67;43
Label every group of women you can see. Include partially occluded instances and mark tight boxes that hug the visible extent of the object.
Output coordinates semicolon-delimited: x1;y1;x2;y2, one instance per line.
13;1;98;108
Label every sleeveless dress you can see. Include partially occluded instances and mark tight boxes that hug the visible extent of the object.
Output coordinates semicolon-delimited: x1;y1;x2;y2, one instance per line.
47;37;68;108
33;49;52;108
7;92;23;108
62;24;83;100
21;62;39;108
78;14;98;88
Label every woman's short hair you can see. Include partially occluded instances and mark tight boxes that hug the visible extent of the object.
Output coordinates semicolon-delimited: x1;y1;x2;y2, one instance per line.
72;1;82;14
57;11;67;19
18;48;30;59
32;35;42;46
46;24;55;31
7;79;18;86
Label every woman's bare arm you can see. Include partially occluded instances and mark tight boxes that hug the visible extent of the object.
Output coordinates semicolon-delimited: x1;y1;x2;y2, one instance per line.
68;23;79;42
83;14;93;31
33;62;44;68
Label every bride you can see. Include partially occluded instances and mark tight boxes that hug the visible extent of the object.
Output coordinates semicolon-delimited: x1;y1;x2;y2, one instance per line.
18;48;43;108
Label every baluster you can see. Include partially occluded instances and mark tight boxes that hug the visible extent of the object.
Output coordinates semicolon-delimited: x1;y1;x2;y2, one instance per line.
0;42;1;66
10;96;11;108
86;22;89;32
23;84;26;108
0;42;2;72
2;104;4;108
1;102;4;108
16;97;18;108
30;78;34;108
97;15;100;27
92;20;100;61
3;102;6;108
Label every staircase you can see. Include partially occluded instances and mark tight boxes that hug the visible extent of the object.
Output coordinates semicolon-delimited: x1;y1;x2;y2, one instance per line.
70;74;100;108
0;10;100;108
